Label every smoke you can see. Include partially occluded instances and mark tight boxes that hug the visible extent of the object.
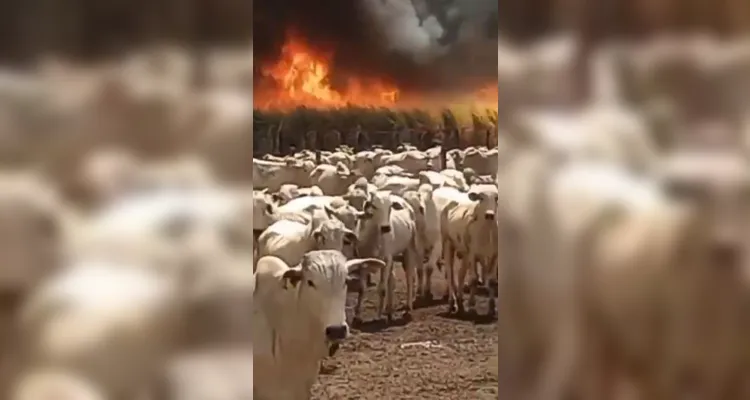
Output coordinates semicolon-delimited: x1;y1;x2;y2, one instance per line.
253;0;497;95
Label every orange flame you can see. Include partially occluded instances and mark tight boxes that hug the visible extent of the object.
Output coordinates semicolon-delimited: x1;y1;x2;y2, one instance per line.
256;32;399;110
475;84;498;104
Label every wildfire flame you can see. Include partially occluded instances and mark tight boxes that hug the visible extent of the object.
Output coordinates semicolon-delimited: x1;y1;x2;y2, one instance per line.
475;84;498;104
256;32;400;110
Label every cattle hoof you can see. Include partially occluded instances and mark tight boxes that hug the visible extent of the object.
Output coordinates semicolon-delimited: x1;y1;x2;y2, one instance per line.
403;311;413;321
448;303;458;314
352;316;363;327
386;314;393;324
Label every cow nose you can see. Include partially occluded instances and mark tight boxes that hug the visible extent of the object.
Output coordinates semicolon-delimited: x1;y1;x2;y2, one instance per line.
484;212;495;220
380;226;392;234
325;325;348;341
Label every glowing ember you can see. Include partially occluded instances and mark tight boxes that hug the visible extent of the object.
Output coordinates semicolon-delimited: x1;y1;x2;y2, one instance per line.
256;32;400;109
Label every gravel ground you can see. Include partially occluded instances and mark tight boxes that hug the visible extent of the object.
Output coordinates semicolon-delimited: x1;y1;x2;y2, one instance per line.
312;266;498;399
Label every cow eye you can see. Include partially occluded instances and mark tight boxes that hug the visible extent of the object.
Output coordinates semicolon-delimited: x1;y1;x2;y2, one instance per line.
307;280;316;288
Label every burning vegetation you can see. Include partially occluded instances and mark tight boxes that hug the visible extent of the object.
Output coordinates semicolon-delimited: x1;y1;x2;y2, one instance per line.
255;31;400;110
253;0;497;111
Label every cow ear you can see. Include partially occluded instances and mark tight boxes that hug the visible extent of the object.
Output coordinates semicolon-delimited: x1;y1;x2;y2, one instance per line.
282;268;303;289
346;258;385;275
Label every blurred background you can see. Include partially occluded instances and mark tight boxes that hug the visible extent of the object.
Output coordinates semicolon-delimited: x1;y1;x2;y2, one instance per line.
0;0;254;199
497;1;750;399
0;2;255;399
497;0;750;127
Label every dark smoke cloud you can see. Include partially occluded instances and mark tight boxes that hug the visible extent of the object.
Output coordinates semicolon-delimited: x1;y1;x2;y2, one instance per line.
253;0;497;95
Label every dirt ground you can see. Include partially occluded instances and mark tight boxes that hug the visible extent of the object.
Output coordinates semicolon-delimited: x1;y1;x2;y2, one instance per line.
312;267;498;400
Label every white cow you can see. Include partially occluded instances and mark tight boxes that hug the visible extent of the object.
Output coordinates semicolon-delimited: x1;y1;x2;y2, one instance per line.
255;208;357;270
353;191;422;323
373;174;420;196
441;186;498;315
277;196;362;231
252;158;314;192
402;184;442;301
418;170;468;191
309;162;356;195
253;251;384;400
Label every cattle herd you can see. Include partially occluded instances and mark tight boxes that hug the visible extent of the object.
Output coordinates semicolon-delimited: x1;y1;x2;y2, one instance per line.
252;142;499;399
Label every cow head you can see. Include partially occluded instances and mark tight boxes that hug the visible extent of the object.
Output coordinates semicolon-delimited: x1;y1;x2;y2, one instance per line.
468;190;498;221
360;191;404;234
311;215;358;251
282;250;384;352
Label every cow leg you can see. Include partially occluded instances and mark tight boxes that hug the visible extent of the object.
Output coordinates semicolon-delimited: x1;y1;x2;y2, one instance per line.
424;241;441;301
456;254;472;314
411;232;426;302
352;271;366;325
376;257;391;321
415;255;425;301
385;257;396;323
403;251;416;317
486;258;497;317
443;240;458;313
466;258;480;313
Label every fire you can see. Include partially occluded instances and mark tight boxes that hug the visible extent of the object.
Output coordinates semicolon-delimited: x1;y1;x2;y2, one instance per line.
475;84;498;103
256;32;400;109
